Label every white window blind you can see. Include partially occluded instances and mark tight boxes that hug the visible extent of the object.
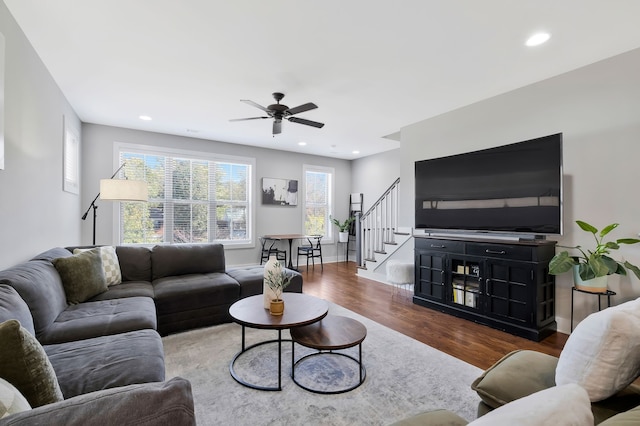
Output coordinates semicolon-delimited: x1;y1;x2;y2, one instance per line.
303;165;333;239
116;147;252;245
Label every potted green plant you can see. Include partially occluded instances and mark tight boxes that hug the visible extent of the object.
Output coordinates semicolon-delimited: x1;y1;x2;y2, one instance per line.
330;215;355;243
549;220;640;292
264;261;293;315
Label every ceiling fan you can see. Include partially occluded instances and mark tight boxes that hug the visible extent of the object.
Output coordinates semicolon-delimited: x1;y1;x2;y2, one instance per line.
230;92;325;135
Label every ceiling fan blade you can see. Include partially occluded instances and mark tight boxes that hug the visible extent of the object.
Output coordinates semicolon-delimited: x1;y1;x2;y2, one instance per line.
285;102;318;116
287;116;325;128
240;99;270;113
229;117;269;122
273;120;282;135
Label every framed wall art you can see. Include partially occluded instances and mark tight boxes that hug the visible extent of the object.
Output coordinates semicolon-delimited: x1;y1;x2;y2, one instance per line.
262;177;298;206
63;115;80;194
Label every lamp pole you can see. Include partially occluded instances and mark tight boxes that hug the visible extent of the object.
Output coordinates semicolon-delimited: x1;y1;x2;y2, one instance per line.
81;163;126;245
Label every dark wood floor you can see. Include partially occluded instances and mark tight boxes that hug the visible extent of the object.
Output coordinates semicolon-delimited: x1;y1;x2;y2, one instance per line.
300;261;568;371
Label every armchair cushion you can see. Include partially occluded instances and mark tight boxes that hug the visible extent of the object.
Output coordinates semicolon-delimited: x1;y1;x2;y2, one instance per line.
556;298;640;402
471;349;558;409
468;383;593;426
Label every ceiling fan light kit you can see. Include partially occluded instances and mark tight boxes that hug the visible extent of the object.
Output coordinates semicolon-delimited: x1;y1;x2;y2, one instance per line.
230;92;325;135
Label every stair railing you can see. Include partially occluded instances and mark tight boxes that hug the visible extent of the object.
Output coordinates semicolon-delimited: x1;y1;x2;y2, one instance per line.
356;178;400;268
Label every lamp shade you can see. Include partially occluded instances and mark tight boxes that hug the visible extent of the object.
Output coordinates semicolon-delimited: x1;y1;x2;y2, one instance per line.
100;179;148;202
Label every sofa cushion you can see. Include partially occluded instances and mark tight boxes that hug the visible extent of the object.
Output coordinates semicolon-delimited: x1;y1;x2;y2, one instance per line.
151;244;226;280
29;247;72;262
37;296;157;345
468;383;593;426
0;320;63;407
0;377;194;426
0;377;31;419
88;281;155;301
0;260;68;342
116;246;152;282
471;349;558;409
153;273;239;312
73;246;122;286
556;297;640;402
0;285;35;336
600;404;640;425
44;329;165;398
226;265;303;298
53;249;108;304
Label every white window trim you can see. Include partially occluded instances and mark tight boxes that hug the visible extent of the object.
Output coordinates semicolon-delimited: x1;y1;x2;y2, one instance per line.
302;164;335;243
112;142;256;249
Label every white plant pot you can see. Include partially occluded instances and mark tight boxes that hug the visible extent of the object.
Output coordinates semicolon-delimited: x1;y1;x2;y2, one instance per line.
573;265;609;293
338;232;349;243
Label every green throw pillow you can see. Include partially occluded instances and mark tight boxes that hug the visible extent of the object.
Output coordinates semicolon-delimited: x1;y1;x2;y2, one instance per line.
53;249;107;304
0;320;63;408
0;377;31;418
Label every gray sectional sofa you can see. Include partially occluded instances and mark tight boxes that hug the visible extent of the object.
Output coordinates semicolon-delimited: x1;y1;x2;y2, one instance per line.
0;243;302;423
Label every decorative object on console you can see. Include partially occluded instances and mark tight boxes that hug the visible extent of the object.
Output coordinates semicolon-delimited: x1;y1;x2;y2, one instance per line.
330;215;354;243
549;220;640;292
81;162;148;245
263;259;292;316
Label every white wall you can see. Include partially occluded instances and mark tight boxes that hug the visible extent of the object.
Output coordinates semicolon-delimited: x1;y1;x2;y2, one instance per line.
397;47;640;333
81;124;352;266
0;2;82;269
351;148;401;213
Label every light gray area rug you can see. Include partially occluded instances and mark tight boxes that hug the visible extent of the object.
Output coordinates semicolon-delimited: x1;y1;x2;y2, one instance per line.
163;302;482;426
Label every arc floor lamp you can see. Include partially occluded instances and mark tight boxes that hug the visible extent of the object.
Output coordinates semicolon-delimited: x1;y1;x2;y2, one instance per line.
81;163;148;245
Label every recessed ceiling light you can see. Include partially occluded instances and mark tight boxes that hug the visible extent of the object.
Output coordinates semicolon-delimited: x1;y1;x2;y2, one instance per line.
352;150;360;155
139;115;152;121
525;32;551;47
298;141;307;146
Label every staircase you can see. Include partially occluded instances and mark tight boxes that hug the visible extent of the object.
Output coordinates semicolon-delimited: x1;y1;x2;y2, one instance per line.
355;178;414;285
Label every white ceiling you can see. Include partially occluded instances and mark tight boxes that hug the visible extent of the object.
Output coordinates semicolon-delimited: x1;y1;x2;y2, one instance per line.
6;1;640;159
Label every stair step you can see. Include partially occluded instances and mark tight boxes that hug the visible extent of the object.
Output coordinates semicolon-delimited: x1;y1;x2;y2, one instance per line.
394;232;411;236
373;250;387;255
364;257;377;263
383;241;397;245
357;265;367;270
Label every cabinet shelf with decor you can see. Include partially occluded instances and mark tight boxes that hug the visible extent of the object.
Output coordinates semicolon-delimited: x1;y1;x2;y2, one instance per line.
414;236;557;341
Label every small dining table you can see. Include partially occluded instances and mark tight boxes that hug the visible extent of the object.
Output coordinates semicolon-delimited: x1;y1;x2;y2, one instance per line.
262;234;312;270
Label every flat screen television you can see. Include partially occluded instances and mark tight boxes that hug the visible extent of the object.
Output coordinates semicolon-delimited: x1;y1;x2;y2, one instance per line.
415;133;563;237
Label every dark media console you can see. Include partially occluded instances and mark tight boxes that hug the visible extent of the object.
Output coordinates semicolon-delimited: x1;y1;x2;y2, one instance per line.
413;235;557;341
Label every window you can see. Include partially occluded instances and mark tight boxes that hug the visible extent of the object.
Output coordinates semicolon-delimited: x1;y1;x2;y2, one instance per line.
115;144;253;246
303;164;334;239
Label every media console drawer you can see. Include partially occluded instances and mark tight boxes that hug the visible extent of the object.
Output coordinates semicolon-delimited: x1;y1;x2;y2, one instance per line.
466;243;532;261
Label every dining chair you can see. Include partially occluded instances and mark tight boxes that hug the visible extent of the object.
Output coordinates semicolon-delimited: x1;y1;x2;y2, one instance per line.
296;235;323;270
259;237;287;265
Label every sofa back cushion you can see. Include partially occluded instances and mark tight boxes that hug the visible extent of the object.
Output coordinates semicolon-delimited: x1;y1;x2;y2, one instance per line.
0;260;68;338
151;244;225;280
116;246;152;282
0;285;35;336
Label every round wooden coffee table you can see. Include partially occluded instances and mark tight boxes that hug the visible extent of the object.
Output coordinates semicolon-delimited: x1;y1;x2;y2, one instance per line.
229;293;329;391
290;315;367;394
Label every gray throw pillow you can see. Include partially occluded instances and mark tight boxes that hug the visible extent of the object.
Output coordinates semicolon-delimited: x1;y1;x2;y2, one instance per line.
0;319;64;407
53;249;107;304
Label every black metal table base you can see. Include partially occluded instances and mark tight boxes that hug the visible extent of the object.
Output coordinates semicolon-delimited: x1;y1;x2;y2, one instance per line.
291;342;366;394
230;327;291;391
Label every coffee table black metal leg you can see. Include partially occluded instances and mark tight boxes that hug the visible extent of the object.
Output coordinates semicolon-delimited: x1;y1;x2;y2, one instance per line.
278;329;282;390
230;328;289;391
